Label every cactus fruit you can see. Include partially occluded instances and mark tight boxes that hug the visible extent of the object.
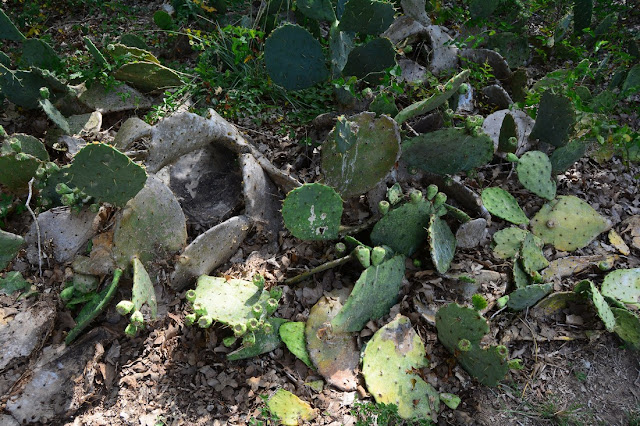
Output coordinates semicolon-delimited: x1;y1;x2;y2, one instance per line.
0;229;25;270
530;195;610;251
67;143;147;207
428;215;456;274
550;140;587;174
279;322;313;368
402;128;494;175
506;283;553;310
516;151;556;200
601;268;640;307
306;290;359;391
520;233;549;276
612;308;640;350
394;70;470;124
529;91;575;147
266;388;317;426
322;112;400;198
265;24;329;91
281;183;343;240
436;303;510;386
361;315;440;420
387;182;403;205
492;227;542;259
227;317;286;361
331;255;405;333
481;187;529;225
574;280;616;332
354;245;371;268
341;37;396;80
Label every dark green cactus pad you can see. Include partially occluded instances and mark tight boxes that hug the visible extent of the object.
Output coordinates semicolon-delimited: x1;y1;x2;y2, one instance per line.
322;112;400;198
338;0;395;34
67;142;147;207
428;215;456;274
279;322;313;368
341;37;396;80
486;32;530;69
0;9;26;41
507;283;553;311
573;0;593;34
265;24;329;90
113;176;186;268
529;91;575;147
370;197;434;256
530;195;610;251
622;64;640;95
113;61;183;93
306;291;359;391
227;317;286;361
550;140;587;174
481;187;529;225
266;388;317;425
575;280;616;332
493;227;542;259
0;271;30;294
612;307;640;350
329;27;354;76
297;0;336;21
455;344;509;387
402;128;494;175
516;151;556;200
21;38;61;71
132;257;157;319
83;37;108;67
4;134;49;161
281;183;343;240
334;116;358;153
119;33;149;50
601;268;640;307
520;233;549;276
0;229;25;270
0;65;67;109
513;258;532;289
0;152;40;193
370;91;399;117
498;113;517;153
331;255;405;333
361;315;440;420
469;0;499;19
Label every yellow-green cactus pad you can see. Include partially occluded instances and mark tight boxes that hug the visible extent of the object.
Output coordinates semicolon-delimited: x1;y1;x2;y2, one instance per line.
266;388;316;425
282;183;342;240
601;268;640;307
279;321;313;368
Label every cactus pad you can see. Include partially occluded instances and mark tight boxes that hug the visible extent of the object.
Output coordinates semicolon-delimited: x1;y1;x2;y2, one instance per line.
67;143;147;207
529;91;575;147
516;151;556;200
331;255;405;332
281;183;343;240
507;283;553;311
341;37;396;80
601;268;640;307
227;317;286;361
530;195;610;251
279;322;313;368
481;187;529;225
39;98;70;134
575;280;616;332
550;140;587;174
21;38;61;71
113;61;182;93
361;315;440;420
0;9;26;41
338;0;395;34
612;308;640;350
486;32;530;68
266;388;317;426
428;215;456;274
306;291;359;391
513;259;532;288
322;112;400;198
520;233;549;276
265;24;328;90
498;112;517;153
297;0;336;21
492;227;541;259
0;229;25;270
0;65;68;109
402;128;494;175
0;152;40;193
132;257;157;318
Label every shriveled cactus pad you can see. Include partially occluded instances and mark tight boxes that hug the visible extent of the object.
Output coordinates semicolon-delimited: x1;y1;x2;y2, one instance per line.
322;112;400;198
306;290;359;391
266;388;316;426
530;195;610;251
362;315;440;420
601;268;640;307
282;183;343;240
482;187;528;225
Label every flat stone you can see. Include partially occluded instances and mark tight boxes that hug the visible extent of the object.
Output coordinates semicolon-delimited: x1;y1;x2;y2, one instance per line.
456;218;487;248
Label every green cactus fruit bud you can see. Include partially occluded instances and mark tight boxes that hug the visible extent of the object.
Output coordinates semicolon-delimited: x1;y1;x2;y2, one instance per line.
61;193;76;206
507;137;518;149
458;339;472;352
9;139;22;152
269;286;283;301
243;332;256;347
436;206;447;216
60;285;75;301
89;203;100;213
387;183;403;205
253;274;265;289
335;242;347;255
426;184;438;200
193;303;207;316
378;200;390;215
409;189;423;204
198;315;213;328
496;345;508;360
355;245;371;268
506;153;519;162
598;260;613;271
130;310;144;327
497;295;509;308
371;246;386;266
185;313;197;326
15;152;30;161
459;83;470;94
266;298;279;315
413;259;422;268
247;318;260;331
185;289;197;303
223;336;237;347
444;109;455;120
233;323;247;337
508;359;524;370
39;87;50;99
530;270;543;283
471;294;488;311
252;303;264;318
35;167;46;179
45;162;60;173
440;393;461;410
125;323;138;337
263;322;273;334
116;300;135;315
433;192;447;208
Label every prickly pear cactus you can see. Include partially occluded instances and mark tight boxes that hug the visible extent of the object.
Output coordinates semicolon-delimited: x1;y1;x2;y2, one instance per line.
529;91;575;147
67;143;147;207
516;151;556;200
612;307;640;350
112;61;183;93
362;315;440;420
520;233;549;276
0;8;26;41
21;38;61;71
341;37;396;80
281;183;343;240
436;303;510;386
481;187;529;225
338;0;395;34
279;322;313;368
227;317;286;361
492;227;542;259
331;255;405;333
550;140;587;174
530;195;610;251
266;388;317;426
125;257;157;333
513;259;532;288
507;283;553;311
498;112;517;153
0;230;25;270
264;24;329;91
601;268;640;307
296;0;336;21
0;65;69;109
428;215;456;274
575;280;616;332
402;128;494;175
0;151;41;193
322;112;400;198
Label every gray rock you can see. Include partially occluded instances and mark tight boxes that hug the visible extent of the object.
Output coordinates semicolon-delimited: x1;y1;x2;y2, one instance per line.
455;218;487;248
